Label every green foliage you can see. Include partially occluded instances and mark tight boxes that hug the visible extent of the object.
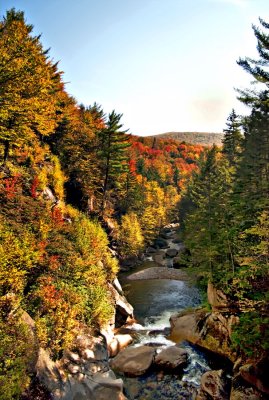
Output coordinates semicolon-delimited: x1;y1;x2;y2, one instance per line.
0;312;36;400
232;311;269;358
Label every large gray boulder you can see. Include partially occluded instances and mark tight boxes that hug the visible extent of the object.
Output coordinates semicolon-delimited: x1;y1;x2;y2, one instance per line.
110;345;156;377
154;346;188;370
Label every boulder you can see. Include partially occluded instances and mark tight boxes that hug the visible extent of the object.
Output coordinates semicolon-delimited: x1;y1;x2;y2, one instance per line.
196;370;229;400
121;256;138;269
146;246;157;254
154;238;169;249
110;345;156;377
237;362;269;396
108;283;134;323
165;248;178;258
107;334;133;357
169;310;238;361
169;311;200;344
153;252;166;266
154;346;188;370
36;334;126;400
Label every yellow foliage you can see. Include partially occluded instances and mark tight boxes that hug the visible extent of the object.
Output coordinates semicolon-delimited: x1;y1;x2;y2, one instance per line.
119;212;144;256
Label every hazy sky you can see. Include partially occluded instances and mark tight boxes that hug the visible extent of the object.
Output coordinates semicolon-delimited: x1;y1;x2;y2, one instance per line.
2;0;269;135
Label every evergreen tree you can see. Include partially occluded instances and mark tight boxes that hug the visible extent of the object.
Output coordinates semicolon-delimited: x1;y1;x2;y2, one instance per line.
222;109;243;165
183;147;234;283
97;111;131;214
237;18;269;106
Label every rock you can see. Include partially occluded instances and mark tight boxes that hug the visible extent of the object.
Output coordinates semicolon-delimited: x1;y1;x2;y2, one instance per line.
146;246;157;254
170;310;238;361
230;384;262;400
110;345;156;377
170;312;200;344
108;283;134;324
153;253;166;265
113;278;124;295
108;334;133;357
36;336;126;400
127;267;189;281
154;346;188;370
154;238;169;249
238;361;269;396
207;282;230;312
196;370;229;400
121;256;138;268
165;248;178;258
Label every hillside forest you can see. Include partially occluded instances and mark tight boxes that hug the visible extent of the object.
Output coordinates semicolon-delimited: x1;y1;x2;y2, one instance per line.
0;8;268;399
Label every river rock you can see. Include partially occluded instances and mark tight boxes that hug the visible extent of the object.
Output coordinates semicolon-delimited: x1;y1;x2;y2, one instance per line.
196;370;229;400
165;248;178;258
153;252;166;265
154;346;188;370
170;311;200;344
154;238;169;249
170;310;238;361
109;345;156;376
108;334;133;357
146;246;157;254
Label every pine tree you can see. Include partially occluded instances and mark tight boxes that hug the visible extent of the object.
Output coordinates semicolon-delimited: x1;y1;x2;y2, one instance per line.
183;147;234;283
222;109;243;165
237;18;269;106
97;111;131;214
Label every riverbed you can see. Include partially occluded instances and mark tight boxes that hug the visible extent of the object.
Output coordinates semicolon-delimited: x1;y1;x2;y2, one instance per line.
117;229;213;399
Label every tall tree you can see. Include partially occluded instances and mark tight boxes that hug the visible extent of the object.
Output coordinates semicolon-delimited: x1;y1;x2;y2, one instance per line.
222;109;243;165
97;111;130;214
0;9;62;162
237;17;269;106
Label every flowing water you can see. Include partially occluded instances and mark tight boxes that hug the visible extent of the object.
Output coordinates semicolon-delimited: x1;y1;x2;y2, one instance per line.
118;231;214;400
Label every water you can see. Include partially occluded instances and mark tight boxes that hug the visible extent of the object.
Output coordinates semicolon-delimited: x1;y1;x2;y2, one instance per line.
118;234;213;399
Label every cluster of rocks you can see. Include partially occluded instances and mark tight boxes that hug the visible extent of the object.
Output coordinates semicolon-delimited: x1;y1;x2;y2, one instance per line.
21;278;136;400
120;225;188;272
169;282;269;400
110;344;188;377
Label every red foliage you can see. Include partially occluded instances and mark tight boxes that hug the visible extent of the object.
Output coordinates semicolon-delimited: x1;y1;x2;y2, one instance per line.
51;207;64;226
129;159;136;176
30;176;39;199
3;174;21;199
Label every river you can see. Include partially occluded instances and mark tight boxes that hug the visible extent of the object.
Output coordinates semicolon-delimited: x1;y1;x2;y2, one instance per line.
118;229;214;400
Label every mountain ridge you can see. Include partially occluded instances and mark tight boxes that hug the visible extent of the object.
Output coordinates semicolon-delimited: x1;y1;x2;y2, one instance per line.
145;131;223;146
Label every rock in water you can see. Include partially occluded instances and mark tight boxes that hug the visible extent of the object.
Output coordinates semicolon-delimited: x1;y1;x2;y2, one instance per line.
110;345;156;377
154;346;188;371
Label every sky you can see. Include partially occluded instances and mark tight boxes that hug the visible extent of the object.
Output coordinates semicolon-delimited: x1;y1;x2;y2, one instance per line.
1;0;269;136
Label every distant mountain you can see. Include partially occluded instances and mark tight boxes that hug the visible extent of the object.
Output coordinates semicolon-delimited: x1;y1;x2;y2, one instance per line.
146;131;223;146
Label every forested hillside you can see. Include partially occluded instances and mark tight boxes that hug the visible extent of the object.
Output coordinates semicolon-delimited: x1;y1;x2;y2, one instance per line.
0;7;268;400
148;131;223;146
181;18;269;360
0;9;203;398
